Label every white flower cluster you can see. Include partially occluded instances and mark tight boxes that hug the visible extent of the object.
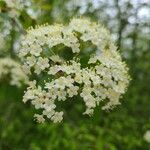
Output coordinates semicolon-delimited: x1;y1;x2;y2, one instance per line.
0;58;28;87
3;0;29;17
4;0;24;10
19;18;130;123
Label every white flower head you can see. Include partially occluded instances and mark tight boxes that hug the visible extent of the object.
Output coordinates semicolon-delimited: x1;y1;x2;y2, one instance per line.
19;18;130;123
0;58;28;87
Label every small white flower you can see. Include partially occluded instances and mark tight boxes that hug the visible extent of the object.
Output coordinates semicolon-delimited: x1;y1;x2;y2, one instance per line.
26;56;36;67
67;86;79;97
57;90;67;101
37;57;49;70
34;64;42;75
50;55;63;63
30;44;42;56
51;112;64;123
83;109;94;116
34;114;45;123
43;109;55;119
23;90;35;103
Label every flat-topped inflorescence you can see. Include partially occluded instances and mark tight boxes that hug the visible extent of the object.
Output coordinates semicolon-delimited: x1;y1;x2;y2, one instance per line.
19;18;130;123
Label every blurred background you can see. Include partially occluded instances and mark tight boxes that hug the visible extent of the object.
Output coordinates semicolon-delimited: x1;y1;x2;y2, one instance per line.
0;0;149;149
